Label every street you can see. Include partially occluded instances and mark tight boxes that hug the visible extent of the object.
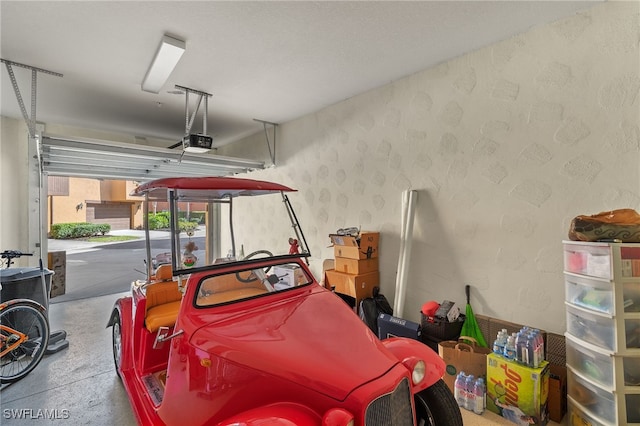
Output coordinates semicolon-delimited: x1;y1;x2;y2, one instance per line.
49;236;205;304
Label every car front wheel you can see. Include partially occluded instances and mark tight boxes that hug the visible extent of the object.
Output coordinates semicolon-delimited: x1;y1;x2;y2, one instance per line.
111;311;122;379
414;379;463;426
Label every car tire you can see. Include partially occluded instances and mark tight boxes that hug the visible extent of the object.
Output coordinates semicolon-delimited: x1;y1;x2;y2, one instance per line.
414;379;463;426
112;310;123;380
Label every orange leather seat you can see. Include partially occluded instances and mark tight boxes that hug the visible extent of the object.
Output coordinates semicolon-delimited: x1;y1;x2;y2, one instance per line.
145;279;183;333
146;300;182;332
155;264;173;281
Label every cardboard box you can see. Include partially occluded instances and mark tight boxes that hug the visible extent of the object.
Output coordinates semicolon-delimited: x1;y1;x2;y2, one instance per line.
334;257;379;274
324;269;379;303
487;353;550;426
547;364;566;423
273;265;306;288
330;232;379;259
48;251;66;298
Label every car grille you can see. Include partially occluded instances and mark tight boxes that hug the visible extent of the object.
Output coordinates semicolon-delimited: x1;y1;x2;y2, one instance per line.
365;377;414;426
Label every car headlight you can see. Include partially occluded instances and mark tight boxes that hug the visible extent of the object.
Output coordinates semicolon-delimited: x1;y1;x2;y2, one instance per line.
322;408;354;426
403;357;426;385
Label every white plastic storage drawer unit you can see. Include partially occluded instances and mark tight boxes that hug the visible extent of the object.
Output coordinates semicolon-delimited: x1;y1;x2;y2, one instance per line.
565;272;613;315
565;333;614;389
566;303;615;351
568;399;613;426
567;369;616;424
563;242;613;280
563;240;640;426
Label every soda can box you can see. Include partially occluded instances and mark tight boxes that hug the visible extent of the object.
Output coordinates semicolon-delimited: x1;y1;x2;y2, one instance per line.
486;353;550;426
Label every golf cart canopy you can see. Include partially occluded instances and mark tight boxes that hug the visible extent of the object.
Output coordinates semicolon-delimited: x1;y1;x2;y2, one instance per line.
132;176;296;201
133;176;309;279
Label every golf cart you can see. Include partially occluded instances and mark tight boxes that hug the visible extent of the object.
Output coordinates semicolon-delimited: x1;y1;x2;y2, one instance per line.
106;176;462;426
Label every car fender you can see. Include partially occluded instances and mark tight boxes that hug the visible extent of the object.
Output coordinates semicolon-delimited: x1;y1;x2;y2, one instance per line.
216;402;320;426
106;296;131;327
381;337;445;392
105;296;133;373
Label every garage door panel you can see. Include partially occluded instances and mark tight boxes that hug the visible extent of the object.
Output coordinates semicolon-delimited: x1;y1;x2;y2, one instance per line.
86;203;131;230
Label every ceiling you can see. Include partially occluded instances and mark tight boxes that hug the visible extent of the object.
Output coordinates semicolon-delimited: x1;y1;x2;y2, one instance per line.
1;1;602;149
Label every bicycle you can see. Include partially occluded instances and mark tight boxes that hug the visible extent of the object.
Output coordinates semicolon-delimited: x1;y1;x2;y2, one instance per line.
0;250;50;384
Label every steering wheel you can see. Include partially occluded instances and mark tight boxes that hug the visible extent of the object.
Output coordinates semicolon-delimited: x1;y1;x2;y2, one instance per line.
236;250;274;283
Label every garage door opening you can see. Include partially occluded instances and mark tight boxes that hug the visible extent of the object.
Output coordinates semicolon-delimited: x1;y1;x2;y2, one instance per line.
42;135;264;303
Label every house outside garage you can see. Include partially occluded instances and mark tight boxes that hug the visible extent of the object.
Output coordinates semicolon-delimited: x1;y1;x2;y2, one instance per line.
47;176;143;232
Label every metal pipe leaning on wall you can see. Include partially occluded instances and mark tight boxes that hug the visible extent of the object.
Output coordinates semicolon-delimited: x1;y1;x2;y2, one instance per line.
394;189;417;316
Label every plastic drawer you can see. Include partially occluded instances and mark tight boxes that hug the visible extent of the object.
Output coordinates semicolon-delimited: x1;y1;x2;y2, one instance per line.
568;398;613;426
565;273;613;315
563;242;612;280
625;319;640;349
620;246;640;278
624;357;640;387
566;303;615;351
568;369;616;424
566;334;613;388
624;282;640;313
627;394;640;423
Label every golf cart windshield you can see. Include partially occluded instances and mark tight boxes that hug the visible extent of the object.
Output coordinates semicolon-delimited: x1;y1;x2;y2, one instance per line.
132;177;310;278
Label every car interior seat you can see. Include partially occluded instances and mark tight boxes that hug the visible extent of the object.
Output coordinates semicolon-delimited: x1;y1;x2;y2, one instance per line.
145;264;182;333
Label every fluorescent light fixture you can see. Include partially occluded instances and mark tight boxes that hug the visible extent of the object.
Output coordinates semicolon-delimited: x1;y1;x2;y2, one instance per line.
142;35;185;93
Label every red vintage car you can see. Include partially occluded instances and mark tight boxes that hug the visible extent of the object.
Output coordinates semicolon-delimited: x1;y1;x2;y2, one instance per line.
107;176;462;426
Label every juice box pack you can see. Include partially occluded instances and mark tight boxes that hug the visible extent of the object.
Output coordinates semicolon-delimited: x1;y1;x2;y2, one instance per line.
486;353;550;426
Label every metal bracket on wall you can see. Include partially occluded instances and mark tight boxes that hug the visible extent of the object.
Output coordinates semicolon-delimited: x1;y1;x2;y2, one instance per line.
253;118;278;167
1;58;63;139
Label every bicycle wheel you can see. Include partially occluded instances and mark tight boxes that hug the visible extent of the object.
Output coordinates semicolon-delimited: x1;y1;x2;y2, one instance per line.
0;301;50;384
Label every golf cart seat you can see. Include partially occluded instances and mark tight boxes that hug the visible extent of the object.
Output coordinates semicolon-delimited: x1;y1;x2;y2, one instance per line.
145;265;182;332
195;274;269;306
154;263;173;281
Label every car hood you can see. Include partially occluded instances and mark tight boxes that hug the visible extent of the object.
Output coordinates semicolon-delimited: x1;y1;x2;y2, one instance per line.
190;289;398;401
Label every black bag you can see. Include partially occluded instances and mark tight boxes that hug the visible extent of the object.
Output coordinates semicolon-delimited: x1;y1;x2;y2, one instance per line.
359;287;393;335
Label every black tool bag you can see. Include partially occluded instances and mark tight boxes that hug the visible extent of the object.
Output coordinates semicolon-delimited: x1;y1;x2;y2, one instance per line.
359;287;393;335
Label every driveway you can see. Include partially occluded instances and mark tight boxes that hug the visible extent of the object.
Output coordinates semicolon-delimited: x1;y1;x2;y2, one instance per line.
48;229;204;304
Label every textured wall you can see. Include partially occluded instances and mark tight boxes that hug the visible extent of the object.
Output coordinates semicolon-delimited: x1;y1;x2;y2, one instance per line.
0;117;31;264
220;1;640;333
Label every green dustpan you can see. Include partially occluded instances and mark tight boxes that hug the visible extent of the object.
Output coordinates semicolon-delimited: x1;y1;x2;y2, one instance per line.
460;284;488;347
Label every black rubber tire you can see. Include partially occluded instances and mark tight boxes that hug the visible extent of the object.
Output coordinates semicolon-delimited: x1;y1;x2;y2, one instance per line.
0;302;50;384
111;310;123;379
414;379;463;426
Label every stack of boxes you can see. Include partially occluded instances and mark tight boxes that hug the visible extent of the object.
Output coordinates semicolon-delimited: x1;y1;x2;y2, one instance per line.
325;231;380;307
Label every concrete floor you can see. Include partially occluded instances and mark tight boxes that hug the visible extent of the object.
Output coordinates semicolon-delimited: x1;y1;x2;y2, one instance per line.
1;292;136;425
0;291;566;425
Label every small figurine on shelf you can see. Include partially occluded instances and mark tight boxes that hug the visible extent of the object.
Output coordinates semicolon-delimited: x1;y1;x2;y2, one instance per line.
288;237;299;254
182;241;198;268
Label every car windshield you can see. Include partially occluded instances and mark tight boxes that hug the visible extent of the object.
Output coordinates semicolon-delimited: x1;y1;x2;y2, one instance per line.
134;177;310;278
195;261;313;307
